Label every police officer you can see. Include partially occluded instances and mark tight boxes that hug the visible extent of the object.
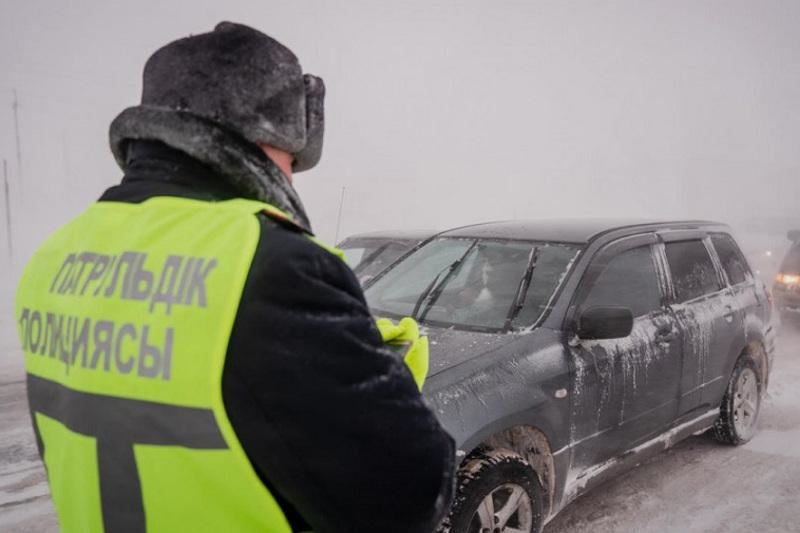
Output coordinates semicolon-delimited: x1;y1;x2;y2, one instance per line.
16;22;455;533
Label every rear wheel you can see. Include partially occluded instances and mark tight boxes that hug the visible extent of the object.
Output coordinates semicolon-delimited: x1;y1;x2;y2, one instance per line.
713;354;762;445
440;450;544;533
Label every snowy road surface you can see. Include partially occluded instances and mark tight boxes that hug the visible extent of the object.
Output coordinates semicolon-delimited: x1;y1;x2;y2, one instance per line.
2;317;799;532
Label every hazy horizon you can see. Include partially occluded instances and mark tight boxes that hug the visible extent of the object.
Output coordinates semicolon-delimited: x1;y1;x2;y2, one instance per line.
2;1;799;287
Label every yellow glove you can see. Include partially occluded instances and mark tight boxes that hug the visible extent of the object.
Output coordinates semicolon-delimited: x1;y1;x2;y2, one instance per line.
375;317;429;392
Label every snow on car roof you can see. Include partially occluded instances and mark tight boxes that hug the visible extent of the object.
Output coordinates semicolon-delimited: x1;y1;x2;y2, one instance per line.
440;219;723;244
339;229;438;242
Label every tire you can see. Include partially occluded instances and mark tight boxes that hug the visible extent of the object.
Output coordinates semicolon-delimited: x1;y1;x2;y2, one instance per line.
439;450;544;533
712;354;763;445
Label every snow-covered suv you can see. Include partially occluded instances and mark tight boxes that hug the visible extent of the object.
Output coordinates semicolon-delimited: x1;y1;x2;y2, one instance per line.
365;219;777;533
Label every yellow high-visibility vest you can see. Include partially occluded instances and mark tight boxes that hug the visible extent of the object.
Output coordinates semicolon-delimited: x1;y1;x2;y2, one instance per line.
16;196;299;532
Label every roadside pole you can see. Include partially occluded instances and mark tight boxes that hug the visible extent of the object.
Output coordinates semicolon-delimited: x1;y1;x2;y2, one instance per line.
12;90;22;197
2;159;11;262
334;186;346;244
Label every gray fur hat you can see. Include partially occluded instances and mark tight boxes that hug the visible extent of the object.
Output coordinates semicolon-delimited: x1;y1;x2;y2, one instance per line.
109;22;325;231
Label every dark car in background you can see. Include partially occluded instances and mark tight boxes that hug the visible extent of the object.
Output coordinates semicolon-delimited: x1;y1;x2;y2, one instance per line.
773;230;800;324
337;230;435;285
364;219;776;533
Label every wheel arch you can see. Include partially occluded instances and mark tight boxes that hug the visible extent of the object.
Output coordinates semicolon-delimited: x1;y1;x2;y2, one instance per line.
742;337;769;389
739;315;769;388
461;424;557;521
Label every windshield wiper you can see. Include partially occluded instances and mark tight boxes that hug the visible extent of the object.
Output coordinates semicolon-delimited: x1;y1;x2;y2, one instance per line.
412;241;478;321
504;246;539;329
411;267;449;320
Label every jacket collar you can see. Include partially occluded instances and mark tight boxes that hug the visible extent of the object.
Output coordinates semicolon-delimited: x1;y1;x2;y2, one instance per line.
109;106;312;233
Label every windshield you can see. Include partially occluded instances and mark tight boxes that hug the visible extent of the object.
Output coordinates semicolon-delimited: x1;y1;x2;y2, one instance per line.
340;239;418;282
365;237;580;331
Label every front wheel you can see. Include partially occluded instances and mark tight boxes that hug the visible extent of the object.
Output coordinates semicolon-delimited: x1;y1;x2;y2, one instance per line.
440;450;544;533
713;354;763;445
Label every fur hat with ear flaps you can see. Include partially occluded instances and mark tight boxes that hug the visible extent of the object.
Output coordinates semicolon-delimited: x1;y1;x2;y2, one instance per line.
109;22;325;233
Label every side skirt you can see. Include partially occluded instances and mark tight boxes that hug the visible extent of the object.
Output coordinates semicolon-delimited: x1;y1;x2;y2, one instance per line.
554;408;720;519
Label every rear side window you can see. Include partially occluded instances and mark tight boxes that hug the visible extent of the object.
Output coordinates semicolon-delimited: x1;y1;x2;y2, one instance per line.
710;234;751;285
582;246;662;318
665;240;721;302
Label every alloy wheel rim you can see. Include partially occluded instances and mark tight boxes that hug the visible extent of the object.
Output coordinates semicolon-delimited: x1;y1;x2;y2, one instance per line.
470;483;533;533
732;367;759;439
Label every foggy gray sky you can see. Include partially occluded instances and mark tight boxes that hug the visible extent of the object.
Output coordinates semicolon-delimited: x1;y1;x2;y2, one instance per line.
2;0;800;283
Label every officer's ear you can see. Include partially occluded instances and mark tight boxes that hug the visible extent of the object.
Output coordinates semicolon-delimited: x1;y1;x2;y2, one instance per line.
292;74;325;172
261;145;295;180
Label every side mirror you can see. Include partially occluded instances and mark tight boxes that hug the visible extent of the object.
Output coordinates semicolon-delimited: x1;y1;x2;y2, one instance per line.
788;230;800;242
578;306;633;340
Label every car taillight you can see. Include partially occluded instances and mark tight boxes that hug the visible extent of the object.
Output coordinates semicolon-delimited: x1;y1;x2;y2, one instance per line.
776;273;800;286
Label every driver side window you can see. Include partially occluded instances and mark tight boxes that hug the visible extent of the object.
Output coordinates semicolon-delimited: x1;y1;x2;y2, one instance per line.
582;245;662;318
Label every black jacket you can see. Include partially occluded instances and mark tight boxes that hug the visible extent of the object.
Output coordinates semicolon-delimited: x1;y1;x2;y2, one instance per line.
100;141;455;533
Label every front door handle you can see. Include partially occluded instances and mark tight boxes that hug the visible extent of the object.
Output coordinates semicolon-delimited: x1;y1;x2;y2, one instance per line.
656;328;677;343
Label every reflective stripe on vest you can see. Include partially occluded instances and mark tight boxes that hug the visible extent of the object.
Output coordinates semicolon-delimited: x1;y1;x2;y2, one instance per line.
15;197;299;533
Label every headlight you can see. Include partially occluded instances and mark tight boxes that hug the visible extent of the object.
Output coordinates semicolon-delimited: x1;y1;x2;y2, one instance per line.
776;273;800;286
